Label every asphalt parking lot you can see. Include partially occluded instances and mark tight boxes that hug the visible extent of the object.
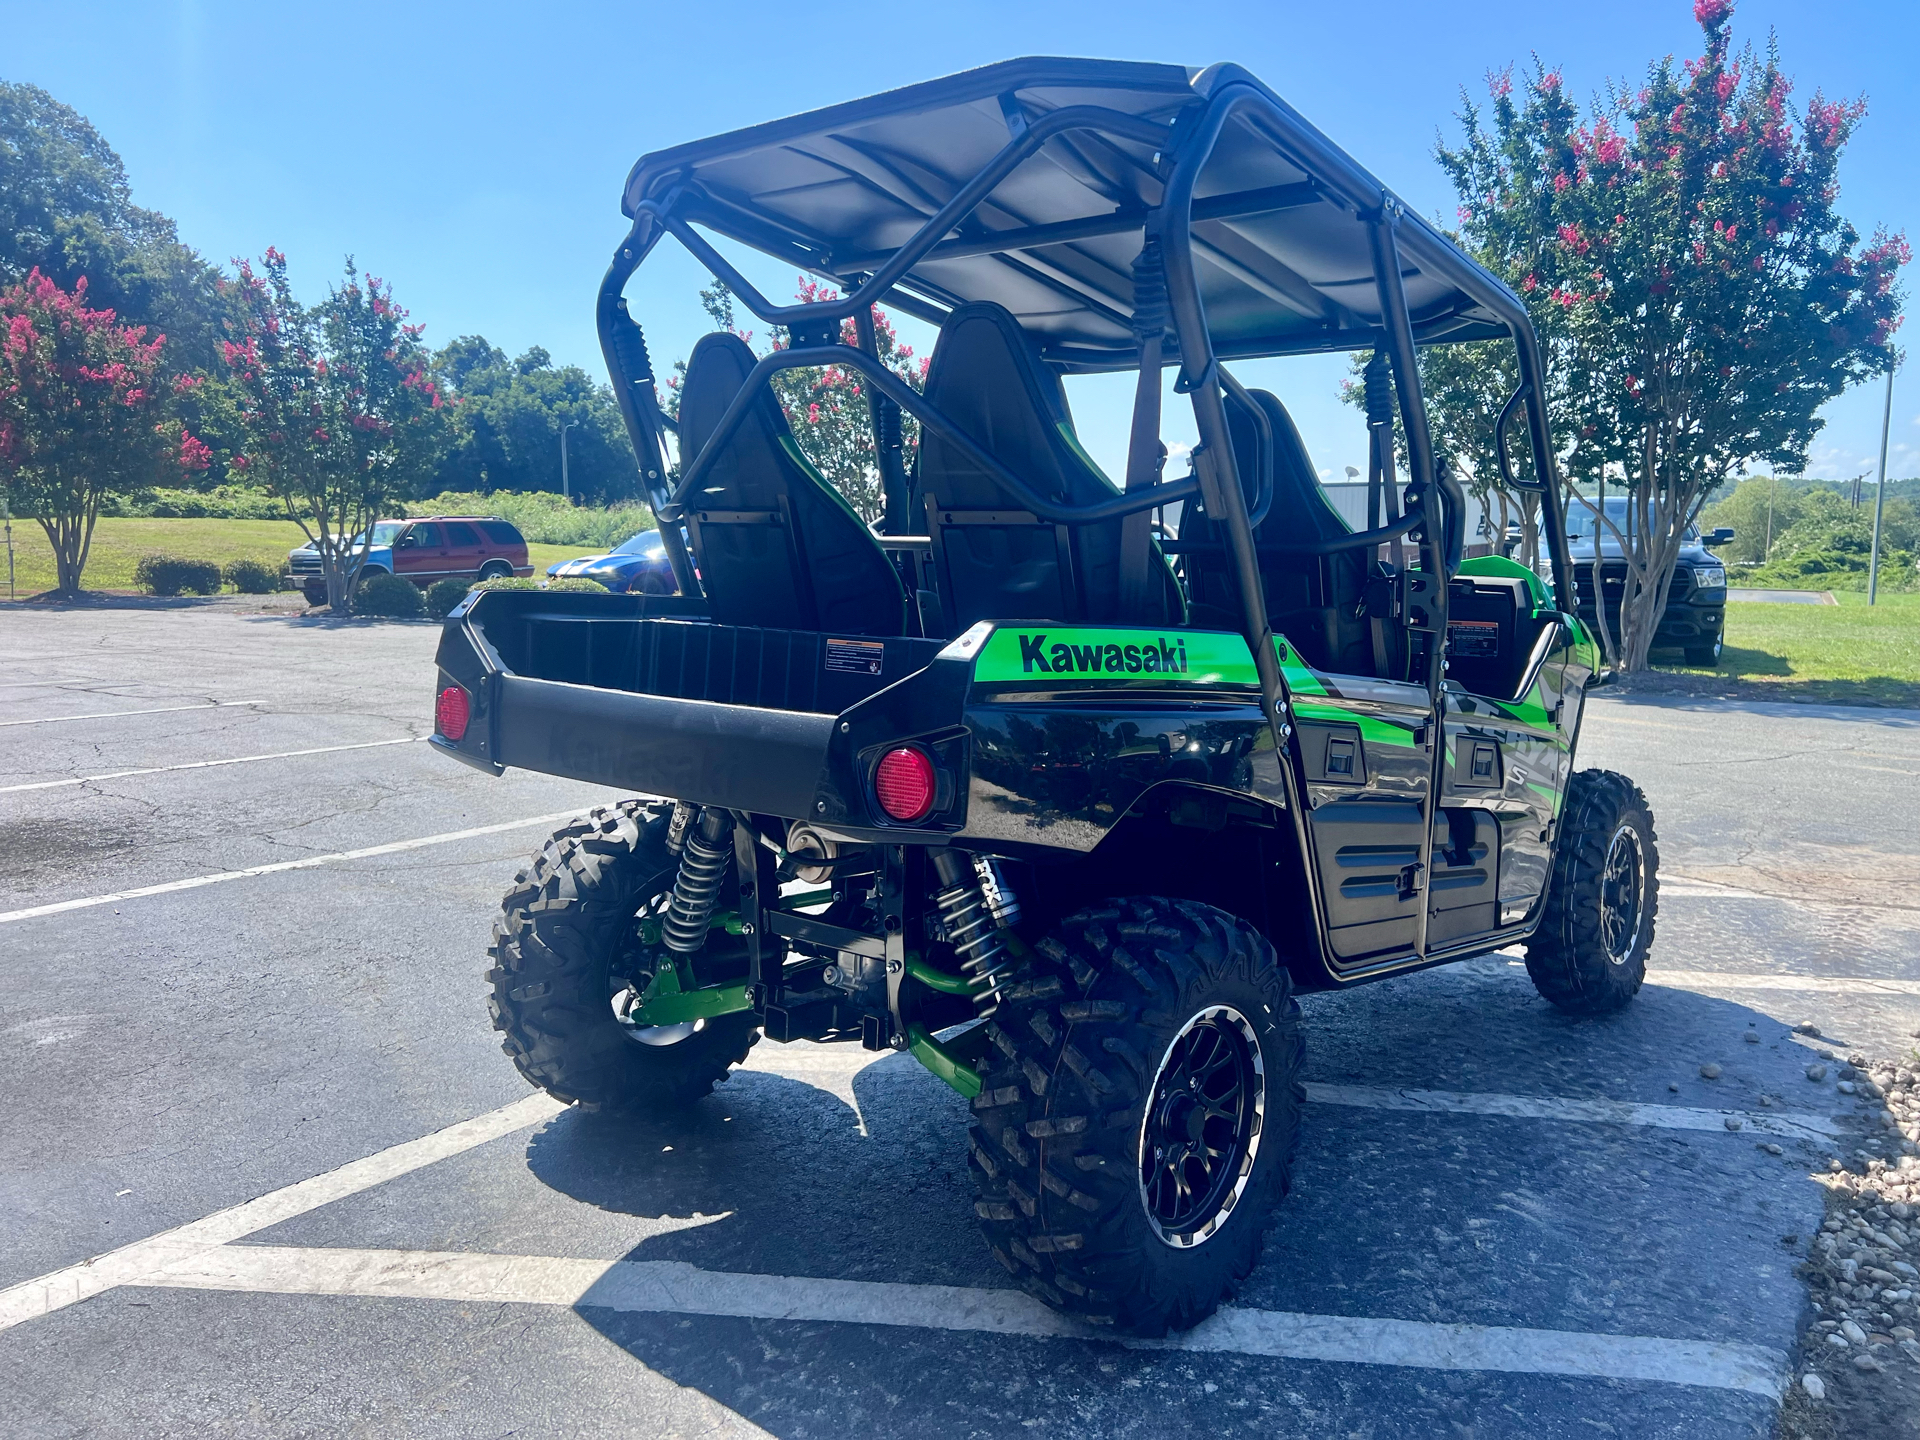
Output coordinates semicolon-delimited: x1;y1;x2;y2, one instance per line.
2;603;1916;1439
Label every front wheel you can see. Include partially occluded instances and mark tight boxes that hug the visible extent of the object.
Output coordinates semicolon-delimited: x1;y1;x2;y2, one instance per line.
487;801;757;1112
969;897;1303;1336
1525;770;1659;1014
1683;636;1723;667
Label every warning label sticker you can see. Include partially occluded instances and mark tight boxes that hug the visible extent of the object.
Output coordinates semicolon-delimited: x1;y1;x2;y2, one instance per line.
825;638;886;675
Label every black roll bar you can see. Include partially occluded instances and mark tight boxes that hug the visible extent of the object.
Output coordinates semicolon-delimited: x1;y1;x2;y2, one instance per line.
656;343;1200;527
1160;506;1424;558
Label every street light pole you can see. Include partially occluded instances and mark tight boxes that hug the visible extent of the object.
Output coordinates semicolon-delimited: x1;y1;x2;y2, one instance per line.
1868;363;1896;606
560;420;580;502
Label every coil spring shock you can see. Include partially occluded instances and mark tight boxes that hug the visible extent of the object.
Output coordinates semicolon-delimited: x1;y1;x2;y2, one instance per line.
932;851;1021;1017
662;807;733;954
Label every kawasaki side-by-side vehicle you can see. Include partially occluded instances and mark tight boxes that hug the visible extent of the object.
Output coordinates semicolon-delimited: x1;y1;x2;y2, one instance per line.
431;59;1659;1336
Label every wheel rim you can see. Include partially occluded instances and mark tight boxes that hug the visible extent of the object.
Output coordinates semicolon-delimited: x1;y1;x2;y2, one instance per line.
1138;1005;1264;1248
1600;824;1647;965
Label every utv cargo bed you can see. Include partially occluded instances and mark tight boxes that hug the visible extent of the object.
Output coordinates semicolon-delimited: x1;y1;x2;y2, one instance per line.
432;589;947;816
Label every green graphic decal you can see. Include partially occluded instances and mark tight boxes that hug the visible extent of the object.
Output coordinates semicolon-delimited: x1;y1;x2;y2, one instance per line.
1271;636;1328;696
1292;701;1418;748
973;627;1258;685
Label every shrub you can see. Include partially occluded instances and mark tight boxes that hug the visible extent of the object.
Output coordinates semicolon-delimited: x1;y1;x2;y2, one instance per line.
224;557;283;594
134;554;223;596
425;577;473;615
409;490;655;548
470;576;610;595
353;572;427;618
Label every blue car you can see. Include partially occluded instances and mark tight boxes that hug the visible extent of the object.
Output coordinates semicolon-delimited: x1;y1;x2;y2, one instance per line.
545;529;676;594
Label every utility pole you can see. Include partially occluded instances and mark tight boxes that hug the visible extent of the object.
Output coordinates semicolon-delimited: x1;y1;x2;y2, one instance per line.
560;420;580;502
4;495;12;601
1868;363;1896;606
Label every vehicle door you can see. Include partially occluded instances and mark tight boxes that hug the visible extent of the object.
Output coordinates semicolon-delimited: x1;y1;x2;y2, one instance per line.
1437;583;1592;941
440;520;485;578
394;522;445;582
1279;643;1435;966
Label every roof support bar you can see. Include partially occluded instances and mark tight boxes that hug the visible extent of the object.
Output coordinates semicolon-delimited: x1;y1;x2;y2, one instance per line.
635;104;1170;332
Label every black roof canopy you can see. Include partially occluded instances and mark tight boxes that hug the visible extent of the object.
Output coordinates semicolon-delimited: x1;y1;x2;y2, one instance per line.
623;58;1526;369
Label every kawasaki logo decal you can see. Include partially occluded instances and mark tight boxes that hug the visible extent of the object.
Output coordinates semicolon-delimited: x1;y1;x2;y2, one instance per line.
973;628;1259;686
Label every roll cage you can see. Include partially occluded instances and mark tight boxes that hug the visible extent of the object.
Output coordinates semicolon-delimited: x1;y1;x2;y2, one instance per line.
594;57;1576;726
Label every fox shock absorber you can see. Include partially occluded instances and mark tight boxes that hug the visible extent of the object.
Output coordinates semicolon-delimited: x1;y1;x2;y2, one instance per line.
662;807;733;954
931;850;1021;1017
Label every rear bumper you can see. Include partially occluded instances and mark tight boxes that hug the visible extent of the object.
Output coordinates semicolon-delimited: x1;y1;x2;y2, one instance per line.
491;675;835;815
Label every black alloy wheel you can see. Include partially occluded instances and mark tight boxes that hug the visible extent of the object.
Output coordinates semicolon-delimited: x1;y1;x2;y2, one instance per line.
1140;1006;1264;1247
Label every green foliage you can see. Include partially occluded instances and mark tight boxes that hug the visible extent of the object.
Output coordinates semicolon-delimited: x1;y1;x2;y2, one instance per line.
0;269;208;595
424;576;471;615
1431;4;1907;668
1743;488;1919;590
0;82;235;376
103;483;289;519
430;338;638;503
1699;477;1808;562
408;488;652;547
470;575;608;595
351;570;426;618
133;553;221;596
222;556;282;594
224;250;447;609
665;280;925;524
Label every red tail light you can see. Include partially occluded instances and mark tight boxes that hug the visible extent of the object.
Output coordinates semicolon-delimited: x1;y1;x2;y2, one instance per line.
436;685;470;741
874;745;936;822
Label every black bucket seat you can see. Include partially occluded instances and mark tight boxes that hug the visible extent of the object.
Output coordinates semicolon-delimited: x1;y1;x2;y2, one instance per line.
913;302;1183;635
1182;388;1377;674
676;331;906;637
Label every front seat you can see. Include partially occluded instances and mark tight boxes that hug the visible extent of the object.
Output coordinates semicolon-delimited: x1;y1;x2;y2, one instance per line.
912;302;1183;635
676;332;906;637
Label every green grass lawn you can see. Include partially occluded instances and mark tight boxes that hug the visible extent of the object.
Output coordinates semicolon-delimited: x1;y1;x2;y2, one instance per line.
1661;590;1920;706
0;516;606;597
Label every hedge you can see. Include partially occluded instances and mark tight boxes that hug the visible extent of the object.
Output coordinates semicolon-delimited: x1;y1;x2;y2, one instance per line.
133;554;223;596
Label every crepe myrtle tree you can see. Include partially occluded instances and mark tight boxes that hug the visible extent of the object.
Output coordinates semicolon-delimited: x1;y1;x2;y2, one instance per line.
666;279;927;524
0;268;209;596
223;250;445;609
1433;0;1906;668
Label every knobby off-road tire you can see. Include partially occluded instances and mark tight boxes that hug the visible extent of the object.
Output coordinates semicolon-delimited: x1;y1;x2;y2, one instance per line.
969;897;1304;1336
488;799;758;1112
1525;769;1659;1014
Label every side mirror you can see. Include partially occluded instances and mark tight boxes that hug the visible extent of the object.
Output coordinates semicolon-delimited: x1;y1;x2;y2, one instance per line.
1706;527;1734;547
397;534;417;549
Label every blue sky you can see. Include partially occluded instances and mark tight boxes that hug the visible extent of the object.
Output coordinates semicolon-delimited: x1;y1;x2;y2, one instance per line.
5;0;1913;486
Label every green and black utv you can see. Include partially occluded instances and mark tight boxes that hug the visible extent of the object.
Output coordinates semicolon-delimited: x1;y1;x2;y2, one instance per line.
431;59;1659;1336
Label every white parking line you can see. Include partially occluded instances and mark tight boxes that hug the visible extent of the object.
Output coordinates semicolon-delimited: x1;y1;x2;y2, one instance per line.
1652;969;1920;998
0;1092;563;1333
747;1047;1837;1140
137;1244;1785;1397
0;810;584;925
0;736;427;794
0;698;268;728
1305;1083;1836;1142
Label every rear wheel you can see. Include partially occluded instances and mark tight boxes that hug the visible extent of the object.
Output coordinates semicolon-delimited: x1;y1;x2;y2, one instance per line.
969;896;1303;1336
488;800;757;1112
1525;770;1659;1014
478;559;513;582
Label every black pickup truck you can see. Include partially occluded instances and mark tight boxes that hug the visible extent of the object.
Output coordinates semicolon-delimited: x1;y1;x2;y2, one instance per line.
1563;497;1733;666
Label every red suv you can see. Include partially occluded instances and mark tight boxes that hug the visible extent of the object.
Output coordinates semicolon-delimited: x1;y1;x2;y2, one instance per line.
291;516;532;606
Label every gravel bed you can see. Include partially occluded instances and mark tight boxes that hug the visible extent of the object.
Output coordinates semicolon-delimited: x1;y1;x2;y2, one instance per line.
1779;1038;1920;1440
